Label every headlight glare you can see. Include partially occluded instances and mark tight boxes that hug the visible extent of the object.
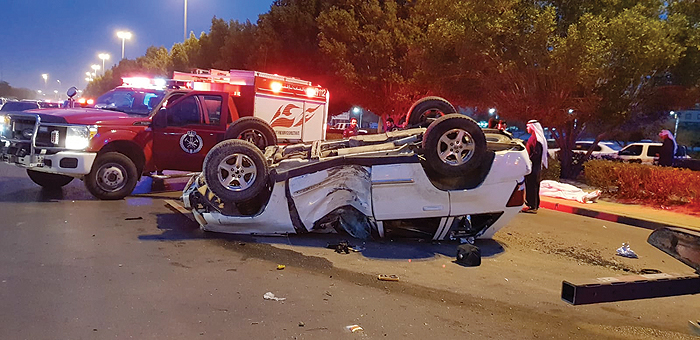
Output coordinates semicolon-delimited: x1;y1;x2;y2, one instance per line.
65;126;90;150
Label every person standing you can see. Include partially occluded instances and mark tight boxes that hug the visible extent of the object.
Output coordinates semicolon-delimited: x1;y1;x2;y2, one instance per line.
343;117;359;138
658;129;677;167
522;120;548;213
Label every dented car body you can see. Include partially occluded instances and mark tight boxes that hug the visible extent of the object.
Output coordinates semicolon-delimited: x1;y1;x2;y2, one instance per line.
182;114;532;241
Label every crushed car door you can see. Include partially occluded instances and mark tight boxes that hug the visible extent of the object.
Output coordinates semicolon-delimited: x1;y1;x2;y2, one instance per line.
371;163;450;220
152;93;225;172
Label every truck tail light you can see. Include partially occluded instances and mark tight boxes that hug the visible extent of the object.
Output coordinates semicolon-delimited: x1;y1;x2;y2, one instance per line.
506;181;525;207
270;81;283;93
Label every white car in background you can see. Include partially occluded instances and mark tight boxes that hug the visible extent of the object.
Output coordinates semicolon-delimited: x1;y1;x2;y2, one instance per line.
616;142;689;165
547;140;619;160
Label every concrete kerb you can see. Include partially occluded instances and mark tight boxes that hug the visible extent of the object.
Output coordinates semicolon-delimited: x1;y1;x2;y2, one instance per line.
539;197;700;232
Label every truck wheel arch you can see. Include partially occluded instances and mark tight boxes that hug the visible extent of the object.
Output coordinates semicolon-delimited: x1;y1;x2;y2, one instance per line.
98;140;146;178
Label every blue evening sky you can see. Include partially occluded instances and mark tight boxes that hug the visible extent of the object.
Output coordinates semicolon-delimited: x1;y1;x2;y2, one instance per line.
0;1;273;92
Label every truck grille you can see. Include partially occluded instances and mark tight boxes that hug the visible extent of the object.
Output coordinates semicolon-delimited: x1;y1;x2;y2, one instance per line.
0;115;66;148
5;117;37;142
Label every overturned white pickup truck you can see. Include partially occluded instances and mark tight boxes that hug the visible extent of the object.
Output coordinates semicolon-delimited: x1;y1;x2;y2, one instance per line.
182;97;531;241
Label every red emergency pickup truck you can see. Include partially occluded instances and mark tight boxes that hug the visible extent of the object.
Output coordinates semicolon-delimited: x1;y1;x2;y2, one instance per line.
0;70;329;200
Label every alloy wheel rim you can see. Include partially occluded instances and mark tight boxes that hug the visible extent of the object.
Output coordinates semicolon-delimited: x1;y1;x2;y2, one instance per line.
437;128;475;166
217;153;257;192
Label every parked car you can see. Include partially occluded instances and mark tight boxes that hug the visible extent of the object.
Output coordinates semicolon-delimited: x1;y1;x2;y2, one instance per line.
0;100;41;111
547;140;619;160
183;99;532;242
617;142;689;165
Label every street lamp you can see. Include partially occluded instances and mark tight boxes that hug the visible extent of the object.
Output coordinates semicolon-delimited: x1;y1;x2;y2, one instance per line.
53;90;58;100
91;64;101;77
670;111;679;138
98;53;110;74
116;31;132;59
352;106;363;128
41;73;48;89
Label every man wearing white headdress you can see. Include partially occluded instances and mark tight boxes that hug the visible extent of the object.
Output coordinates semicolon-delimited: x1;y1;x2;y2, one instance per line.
658;129;677;167
522;120;549;213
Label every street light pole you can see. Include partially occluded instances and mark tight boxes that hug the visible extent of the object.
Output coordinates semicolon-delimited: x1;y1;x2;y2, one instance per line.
184;0;188;42
98;53;110;74
41;73;48;90
671;111;680;139
116;31;132;59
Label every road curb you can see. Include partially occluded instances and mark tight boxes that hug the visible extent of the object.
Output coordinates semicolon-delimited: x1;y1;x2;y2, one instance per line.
539;200;677;231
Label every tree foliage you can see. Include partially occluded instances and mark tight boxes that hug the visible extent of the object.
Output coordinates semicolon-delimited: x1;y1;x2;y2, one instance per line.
79;0;700;176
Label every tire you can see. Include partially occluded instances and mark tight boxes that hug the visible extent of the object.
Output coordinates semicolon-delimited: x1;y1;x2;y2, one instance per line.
26;169;73;189
224;116;277;150
84;152;138;200
456;244;481;266
203;139;269;203
407;96;457;127
422;114;487;177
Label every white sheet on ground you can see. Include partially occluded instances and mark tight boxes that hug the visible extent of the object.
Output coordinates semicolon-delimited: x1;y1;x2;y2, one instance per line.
540;180;601;204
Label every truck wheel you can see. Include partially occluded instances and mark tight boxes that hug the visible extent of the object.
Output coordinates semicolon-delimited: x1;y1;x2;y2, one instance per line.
85;152;138;200
26;169;73;189
407;96;457;127
224;116;277;150
203;139;269;203
423;114;487;177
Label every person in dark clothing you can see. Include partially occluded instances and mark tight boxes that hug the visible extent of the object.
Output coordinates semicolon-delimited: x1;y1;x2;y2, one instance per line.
522;120;548;213
488;117;498;129
658;129;677;167
385;117;398;132
343;117;359;138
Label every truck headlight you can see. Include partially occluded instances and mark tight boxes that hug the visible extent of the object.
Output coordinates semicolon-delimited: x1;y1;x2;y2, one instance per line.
0;115;7;134
65;125;97;150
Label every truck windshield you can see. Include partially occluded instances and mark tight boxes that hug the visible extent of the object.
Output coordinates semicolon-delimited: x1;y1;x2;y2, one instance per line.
94;88;165;115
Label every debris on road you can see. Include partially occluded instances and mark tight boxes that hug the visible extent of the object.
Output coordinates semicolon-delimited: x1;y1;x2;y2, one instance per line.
263;292;286;301
124;217;143;221
689;320;700;336
277;264;285;270
616;243;638;259
298;321;305;327
327;241;351;254
378;274;399;282
345;324;363;333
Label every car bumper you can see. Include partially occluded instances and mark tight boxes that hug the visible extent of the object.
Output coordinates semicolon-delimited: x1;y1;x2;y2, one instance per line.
0;146;96;176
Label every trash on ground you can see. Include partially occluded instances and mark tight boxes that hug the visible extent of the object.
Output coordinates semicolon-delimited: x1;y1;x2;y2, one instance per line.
378;274;399;282
124;217;143;221
277;264;285;270
298;321;305;327
263;292;286;301
616;243;638;258
346;324;363;333
327;241;352;254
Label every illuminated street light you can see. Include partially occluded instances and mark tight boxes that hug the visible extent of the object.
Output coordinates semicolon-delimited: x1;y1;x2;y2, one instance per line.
98;53;110;74
116;31;132;59
670;111;679;138
53;90;58;100
352;107;363;128
91;64;101;77
41;73;48;89
488;108;496;115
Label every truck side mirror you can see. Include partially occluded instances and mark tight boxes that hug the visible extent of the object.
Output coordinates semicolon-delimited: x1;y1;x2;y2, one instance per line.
152;108;167;128
66;87;78;98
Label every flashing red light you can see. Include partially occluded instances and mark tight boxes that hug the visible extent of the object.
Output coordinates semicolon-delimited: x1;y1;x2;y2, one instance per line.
270;81;283;93
305;87;317;98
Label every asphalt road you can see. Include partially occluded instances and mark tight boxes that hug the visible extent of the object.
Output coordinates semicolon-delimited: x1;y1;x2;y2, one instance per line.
0;163;699;339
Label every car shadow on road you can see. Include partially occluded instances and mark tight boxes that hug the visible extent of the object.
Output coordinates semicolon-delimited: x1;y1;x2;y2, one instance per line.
140;212;506;261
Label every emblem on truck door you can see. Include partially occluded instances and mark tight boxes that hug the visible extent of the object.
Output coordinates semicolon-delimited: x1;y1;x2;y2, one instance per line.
180;130;203;154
